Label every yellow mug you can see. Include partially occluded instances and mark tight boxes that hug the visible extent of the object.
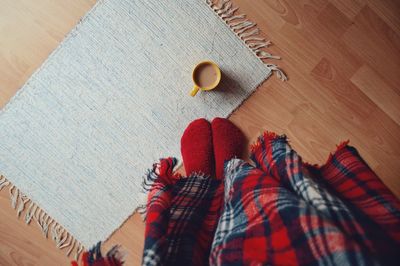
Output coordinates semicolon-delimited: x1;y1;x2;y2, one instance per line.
190;61;221;97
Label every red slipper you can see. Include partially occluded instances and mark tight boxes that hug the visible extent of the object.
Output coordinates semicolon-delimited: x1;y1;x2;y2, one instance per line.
211;117;245;179
181;118;215;177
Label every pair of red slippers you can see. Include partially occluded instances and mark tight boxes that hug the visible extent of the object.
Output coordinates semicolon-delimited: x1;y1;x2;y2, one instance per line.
181;117;245;179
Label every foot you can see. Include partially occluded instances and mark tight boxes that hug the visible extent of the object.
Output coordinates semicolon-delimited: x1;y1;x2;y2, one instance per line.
181;118;215;177
211;118;245;179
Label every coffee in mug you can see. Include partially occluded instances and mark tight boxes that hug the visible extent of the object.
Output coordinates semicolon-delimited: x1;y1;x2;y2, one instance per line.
190;61;221;96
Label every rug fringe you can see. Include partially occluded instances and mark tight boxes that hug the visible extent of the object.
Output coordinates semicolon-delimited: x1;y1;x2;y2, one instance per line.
206;0;287;81
0;175;85;259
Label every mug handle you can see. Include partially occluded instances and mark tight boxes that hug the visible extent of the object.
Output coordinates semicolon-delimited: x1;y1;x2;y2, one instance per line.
190;85;200;97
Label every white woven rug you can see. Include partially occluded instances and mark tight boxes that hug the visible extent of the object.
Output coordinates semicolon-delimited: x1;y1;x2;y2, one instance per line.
0;0;284;253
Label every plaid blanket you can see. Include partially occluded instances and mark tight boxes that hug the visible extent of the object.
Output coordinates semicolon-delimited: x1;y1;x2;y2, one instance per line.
142;132;400;266
71;242;124;266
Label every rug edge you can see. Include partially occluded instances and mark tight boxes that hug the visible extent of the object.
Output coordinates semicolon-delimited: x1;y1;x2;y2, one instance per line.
205;0;287;81
0;175;85;260
0;0;106;259
0;0;287;260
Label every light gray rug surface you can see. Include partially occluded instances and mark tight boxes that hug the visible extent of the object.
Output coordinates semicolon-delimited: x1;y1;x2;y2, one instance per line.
0;0;275;247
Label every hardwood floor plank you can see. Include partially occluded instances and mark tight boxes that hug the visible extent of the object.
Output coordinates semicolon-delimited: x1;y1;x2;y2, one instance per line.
341;6;400;89
329;0;366;19
317;3;353;38
1;0;399;265
351;64;400;126
365;0;400;35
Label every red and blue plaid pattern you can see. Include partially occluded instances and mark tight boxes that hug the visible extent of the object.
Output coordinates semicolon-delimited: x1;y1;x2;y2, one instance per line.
142;158;223;266
142;133;400;265
71;242;124;266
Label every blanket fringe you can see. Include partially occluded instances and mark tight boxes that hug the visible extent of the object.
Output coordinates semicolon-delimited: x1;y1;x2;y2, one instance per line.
138;157;214;221
71;242;125;266
250;131;287;153
0;175;85;259
206;0;287;81
303;140;351;170
138;157;181;220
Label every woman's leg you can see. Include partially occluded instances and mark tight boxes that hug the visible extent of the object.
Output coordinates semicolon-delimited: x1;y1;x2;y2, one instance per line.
142;118;245;266
211;117;245;180
181;118;215;177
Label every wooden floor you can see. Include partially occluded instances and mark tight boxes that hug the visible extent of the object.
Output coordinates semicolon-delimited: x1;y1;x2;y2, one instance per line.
0;0;399;265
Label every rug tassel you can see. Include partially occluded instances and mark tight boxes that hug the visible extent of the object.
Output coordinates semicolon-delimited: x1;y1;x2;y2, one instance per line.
206;0;286;81
75;244;84;261
51;224;64;246
265;64;288;81
59;233;73;249
216;1;232;15
256;50;281;60
221;7;239;19
35;209;53;238
225;14;245;22
16;193;30;217
25;202;37;224
213;0;230;11
239;28;259;39
230;20;253;30
41;217;52;238
236;23;256;35
0;175;86;258
0;175;10;190
67;239;77;256
9;185;19;209
244;36;267;42
0;175;84;259
249;43;267;50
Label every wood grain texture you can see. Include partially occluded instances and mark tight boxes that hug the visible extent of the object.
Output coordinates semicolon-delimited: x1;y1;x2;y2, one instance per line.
0;0;399;265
